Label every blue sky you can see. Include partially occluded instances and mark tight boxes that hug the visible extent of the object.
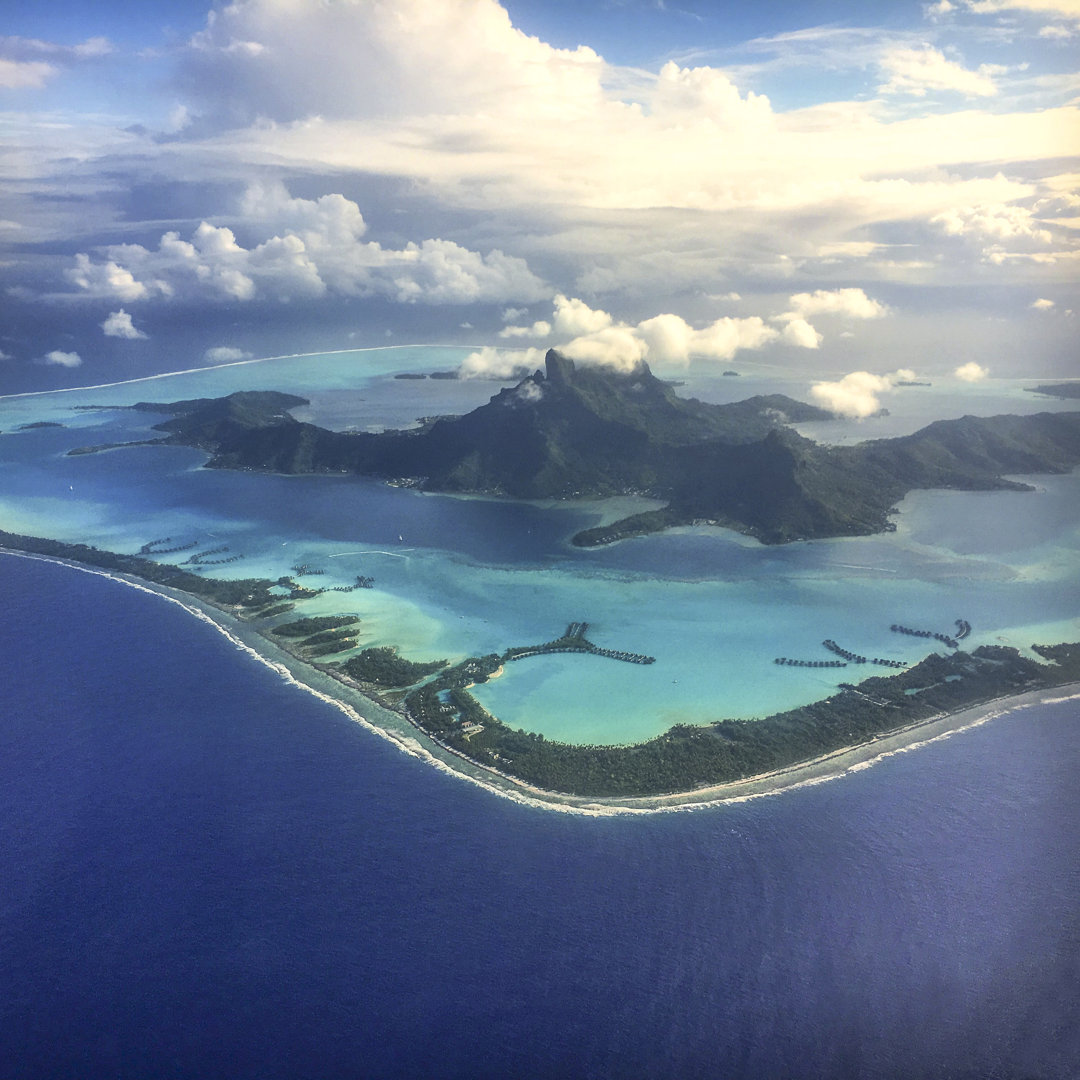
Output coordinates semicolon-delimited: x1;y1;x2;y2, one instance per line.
1;0;1077;396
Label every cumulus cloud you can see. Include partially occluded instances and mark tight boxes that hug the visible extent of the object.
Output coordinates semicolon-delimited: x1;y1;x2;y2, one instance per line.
878;46;1001;97
203;345;253;364
61;185;547;306
787;288;890;320
552;298;783;371
780;318;824;349
932;202;1053;246
0;58;55;88
955;361;989;381
561;325;651;370
7;0;1080;357
1031;297;1056;309
163;0;1080;236
463;295;792;376
40;350;82;368
101;309;147;339
924;0;957;17
66;254;160;302
810;370;916;418
552;294;614;337
460;346;545;379
771;288;888;346
651;60;773;129
499;320;551;338
180;0;604;129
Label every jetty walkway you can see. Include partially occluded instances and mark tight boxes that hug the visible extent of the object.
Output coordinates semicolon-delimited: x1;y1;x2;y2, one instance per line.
505;622;656;666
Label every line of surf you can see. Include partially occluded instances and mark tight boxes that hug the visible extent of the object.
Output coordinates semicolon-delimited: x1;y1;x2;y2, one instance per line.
0;343;479;402
3;547;1073;818
328;550;409;558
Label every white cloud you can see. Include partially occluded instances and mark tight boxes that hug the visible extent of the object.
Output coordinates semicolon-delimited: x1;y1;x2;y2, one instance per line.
7;0;1080;342
787;288;890;320
101;309;147;340
167;0;1079;232
181;0;605;128
878;46;1000;97
468;295;787;375
552;294;614;337
514;380;545;404
965;1;1080;21
933;203;1053;244
955;361;989;381
810;370;912;418
925;1;957;17
460;346;545;379
0;34;111;88
65;254;159;302
0;59;55;88
561;326;651;370
41;350;82;368
499;320;551;338
558;305;781;371
1038;23;1075;35
687;317;780;361
1031;297;1056;309
203;345;253;364
780;318;824;349
61;185;547;306
651;60;773;129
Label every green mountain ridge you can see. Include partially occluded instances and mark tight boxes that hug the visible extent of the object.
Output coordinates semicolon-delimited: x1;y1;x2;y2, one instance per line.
125;351;1080;546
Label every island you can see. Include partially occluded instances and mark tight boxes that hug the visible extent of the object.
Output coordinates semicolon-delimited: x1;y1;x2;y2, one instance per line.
2;527;1077;808
68;351;1080;547
1026;382;1080;400
18;351;1080;808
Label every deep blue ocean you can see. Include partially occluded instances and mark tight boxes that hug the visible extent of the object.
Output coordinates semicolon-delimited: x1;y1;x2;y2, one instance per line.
2;554;1078;1079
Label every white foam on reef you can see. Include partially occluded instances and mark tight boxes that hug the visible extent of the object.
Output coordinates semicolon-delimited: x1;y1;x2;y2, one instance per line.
0;344;477;402
4;549;1075;819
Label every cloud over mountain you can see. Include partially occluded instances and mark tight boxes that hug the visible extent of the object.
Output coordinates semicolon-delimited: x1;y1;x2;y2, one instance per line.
811;369;917;418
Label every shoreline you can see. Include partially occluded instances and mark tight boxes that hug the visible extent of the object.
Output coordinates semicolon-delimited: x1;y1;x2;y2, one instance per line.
4;546;1077;816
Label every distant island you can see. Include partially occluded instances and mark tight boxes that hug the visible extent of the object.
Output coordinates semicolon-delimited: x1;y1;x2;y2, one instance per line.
72;350;1080;547
1026;382;1080;400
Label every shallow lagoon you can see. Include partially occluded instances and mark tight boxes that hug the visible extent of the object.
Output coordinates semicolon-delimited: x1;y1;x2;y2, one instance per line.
1;347;1077;744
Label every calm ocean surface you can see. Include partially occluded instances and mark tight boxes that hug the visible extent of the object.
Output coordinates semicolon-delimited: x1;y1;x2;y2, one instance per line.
1;554;1078;1079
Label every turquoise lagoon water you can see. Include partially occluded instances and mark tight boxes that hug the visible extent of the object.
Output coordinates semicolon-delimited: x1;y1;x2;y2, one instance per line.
1;347;1077;745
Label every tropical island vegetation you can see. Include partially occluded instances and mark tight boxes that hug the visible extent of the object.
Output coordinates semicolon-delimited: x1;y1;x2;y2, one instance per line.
1;527;1077;800
72;351;1080;547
